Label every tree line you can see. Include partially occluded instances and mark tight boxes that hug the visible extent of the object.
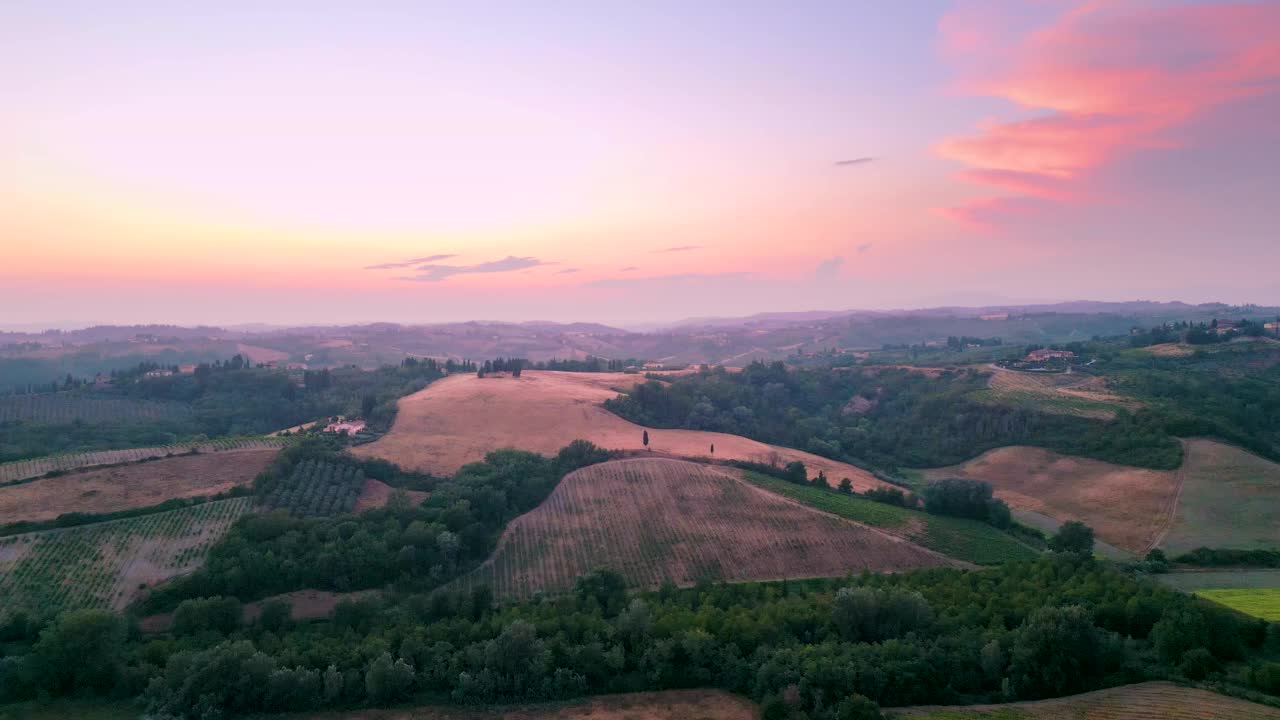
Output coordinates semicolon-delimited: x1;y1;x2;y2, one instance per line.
2;555;1278;718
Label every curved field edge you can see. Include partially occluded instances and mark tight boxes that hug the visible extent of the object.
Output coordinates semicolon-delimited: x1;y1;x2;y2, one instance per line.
916;438;1280;556
888;681;1280;719
350;371;887;492
447;457;955;601
0;447;278;522
0;497;254;619
0;436;288;485
290;688;757;720
742;471;1037;565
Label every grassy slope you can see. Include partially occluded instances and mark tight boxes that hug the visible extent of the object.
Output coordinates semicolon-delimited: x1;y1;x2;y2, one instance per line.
1195;588;1280;621
1161;439;1280;555
743;472;1038;565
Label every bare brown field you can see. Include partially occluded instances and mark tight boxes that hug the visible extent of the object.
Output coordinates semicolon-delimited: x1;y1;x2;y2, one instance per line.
922;447;1176;553
890;681;1280;719
352;371;885;492
0;448;277;522
301;689;756;720
353;479;430;511
449;457;954;600
236;342;291;364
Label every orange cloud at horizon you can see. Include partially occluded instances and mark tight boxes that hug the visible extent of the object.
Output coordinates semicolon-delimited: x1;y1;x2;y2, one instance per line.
936;0;1280;228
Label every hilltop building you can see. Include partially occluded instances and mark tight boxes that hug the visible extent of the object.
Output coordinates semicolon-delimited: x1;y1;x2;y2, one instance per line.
1025;349;1075;362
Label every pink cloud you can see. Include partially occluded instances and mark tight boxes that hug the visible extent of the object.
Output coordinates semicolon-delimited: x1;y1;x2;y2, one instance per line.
936;1;1280;224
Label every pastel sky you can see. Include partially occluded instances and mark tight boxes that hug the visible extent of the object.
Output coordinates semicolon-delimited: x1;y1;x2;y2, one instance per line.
3;1;1278;327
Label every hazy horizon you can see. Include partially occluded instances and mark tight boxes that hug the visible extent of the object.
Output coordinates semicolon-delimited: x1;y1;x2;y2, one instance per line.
4;1;1279;327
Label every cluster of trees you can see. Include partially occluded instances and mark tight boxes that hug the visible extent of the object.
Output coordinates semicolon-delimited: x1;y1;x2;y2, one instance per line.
475;357;648;377
921;478;1012;529
528;356;642;372
3;556;1278;718
604;363;1183;471
478;357;524;377
1127;318;1276;348
1173;548;1280;568
144;440;614;611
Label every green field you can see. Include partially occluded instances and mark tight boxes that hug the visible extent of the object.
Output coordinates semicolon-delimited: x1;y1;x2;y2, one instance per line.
743;472;1038;565
1195;588;1280;621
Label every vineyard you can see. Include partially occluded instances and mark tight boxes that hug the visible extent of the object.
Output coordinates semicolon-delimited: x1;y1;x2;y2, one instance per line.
0;497;254;619
449;458;952;601
0;437;287;485
743;472;1038;565
0;393;192;424
262;458;365;516
892;681;1280;719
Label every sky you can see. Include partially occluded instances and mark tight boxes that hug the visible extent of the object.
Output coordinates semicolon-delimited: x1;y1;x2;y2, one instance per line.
2;0;1278;328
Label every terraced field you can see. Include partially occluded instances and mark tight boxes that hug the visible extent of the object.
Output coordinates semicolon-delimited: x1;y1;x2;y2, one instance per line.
743;472;1038;565
891;681;1280;719
0;497;254;618
449;458;953;601
0;437;286;485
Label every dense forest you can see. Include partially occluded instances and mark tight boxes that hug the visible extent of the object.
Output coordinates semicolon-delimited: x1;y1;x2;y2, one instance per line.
604;363;1183;470
0;356;462;462
3;555;1278;718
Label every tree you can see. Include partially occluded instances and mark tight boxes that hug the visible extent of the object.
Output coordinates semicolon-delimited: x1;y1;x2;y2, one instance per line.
575;568;628;616
784;461;807;484
256;599;293;634
835;694;884;720
365;652;415;704
1009;605;1102;698
710;443;714;455
838;478;853;494
361;394;377;418
1050;521;1095;555
32;609;125;694
642;430;649;449
1151;608;1210;664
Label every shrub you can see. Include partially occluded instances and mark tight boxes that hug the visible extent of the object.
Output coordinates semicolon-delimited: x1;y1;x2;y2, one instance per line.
1049;521;1095;555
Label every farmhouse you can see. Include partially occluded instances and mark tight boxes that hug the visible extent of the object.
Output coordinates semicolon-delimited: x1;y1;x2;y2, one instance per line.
325;418;366;434
178;363;197;374
143;369;174;378
1025;349;1075;362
